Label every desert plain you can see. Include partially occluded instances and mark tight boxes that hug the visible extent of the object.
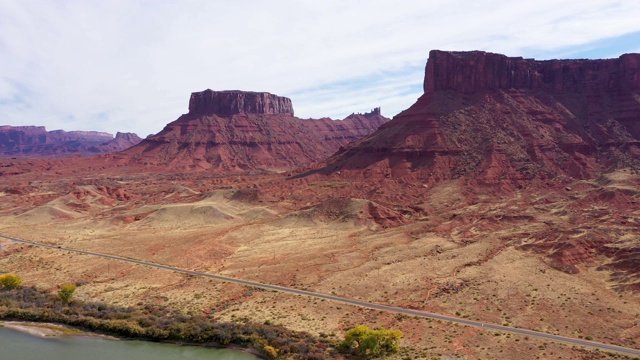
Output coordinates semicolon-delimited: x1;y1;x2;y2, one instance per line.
1;158;639;359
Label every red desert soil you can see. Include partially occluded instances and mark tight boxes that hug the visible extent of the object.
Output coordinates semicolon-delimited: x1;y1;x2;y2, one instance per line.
1;165;638;359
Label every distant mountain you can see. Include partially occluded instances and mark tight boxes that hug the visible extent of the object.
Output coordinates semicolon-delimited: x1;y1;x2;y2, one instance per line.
116;89;389;172
315;50;640;186
0;126;142;157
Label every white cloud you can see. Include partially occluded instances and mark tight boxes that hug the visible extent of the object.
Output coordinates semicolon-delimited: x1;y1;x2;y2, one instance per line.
1;0;639;136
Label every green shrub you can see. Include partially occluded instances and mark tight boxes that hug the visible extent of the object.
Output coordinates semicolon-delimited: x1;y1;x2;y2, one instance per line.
58;283;77;304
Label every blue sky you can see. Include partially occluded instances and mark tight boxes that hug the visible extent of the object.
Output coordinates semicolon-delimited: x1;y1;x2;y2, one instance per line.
1;0;640;137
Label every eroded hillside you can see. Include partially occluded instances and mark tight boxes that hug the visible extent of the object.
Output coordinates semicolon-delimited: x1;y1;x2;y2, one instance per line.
0;165;638;359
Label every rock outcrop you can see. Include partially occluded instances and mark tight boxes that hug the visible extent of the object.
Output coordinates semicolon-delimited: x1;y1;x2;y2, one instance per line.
316;50;640;186
188;89;294;116
424;50;640;93
95;132;143;153
0;126;142;157
117;90;389;172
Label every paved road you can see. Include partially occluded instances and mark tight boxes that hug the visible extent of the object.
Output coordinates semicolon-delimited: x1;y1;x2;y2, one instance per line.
2;233;639;357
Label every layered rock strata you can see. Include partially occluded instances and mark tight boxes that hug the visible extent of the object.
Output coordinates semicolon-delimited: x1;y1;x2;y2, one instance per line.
117;90;388;171
318;50;640;185
188;89;294;116
424;50;640;93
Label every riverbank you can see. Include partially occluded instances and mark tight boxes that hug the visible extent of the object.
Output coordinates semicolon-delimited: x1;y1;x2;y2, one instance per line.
0;325;260;360
0;285;336;359
0;320;265;358
1;320;88;337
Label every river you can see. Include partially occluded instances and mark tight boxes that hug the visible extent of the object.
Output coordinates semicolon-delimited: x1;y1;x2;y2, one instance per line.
0;326;258;360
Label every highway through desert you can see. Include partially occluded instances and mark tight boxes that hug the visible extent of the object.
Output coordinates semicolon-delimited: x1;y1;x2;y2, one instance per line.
2;233;639;357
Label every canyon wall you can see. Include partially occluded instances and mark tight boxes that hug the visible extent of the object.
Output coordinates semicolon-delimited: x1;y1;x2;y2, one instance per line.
318;50;640;184
424;50;640;93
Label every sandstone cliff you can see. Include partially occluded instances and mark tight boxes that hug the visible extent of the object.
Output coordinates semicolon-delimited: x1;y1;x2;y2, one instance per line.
0;126;142;157
117;90;389;171
318;50;640;185
188;89;294;116
424;50;640;93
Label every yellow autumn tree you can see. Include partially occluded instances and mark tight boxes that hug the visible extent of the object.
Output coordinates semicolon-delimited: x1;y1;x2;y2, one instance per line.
0;273;22;290
341;325;402;357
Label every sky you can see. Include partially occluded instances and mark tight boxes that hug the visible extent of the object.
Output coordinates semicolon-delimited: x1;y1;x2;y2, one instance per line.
1;1;640;137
